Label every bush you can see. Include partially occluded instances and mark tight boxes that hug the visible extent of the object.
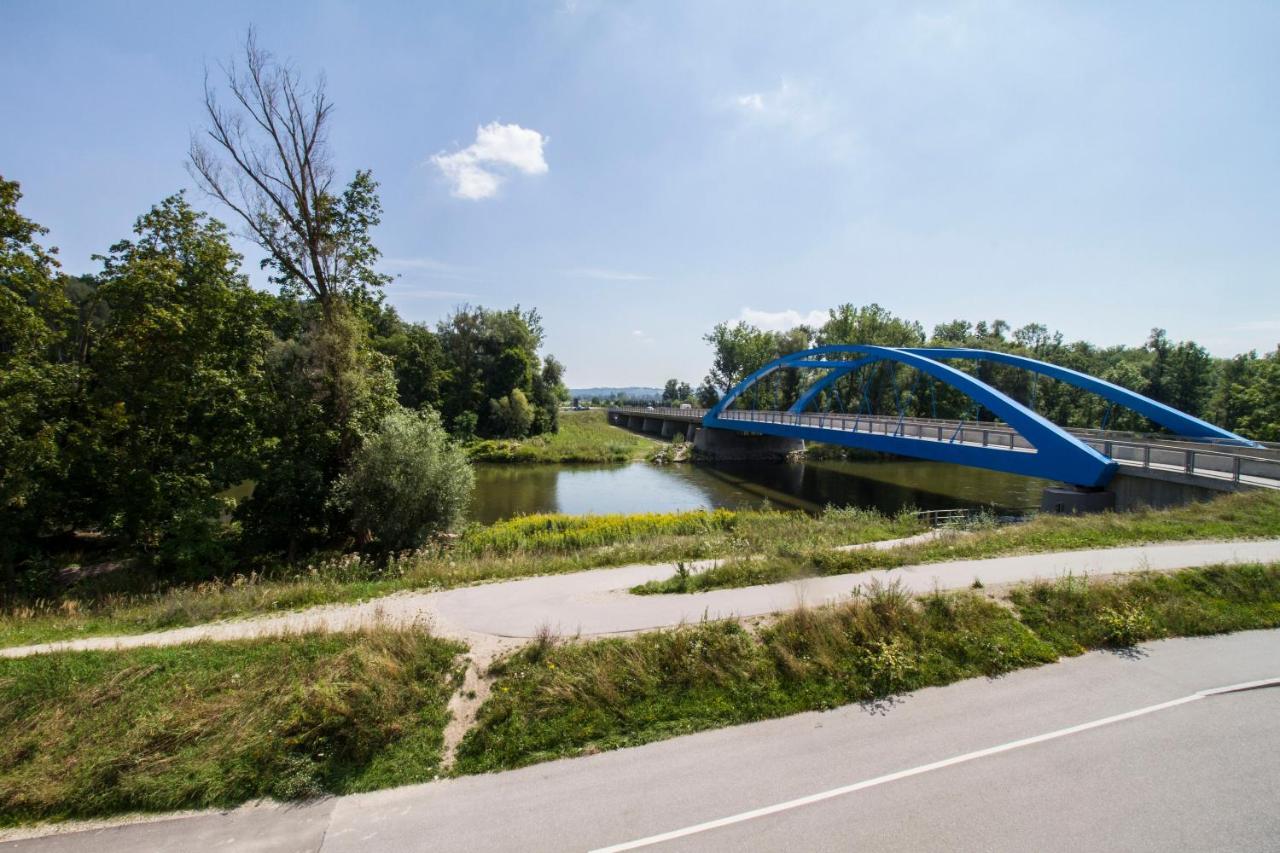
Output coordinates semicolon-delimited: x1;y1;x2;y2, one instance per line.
329;408;475;552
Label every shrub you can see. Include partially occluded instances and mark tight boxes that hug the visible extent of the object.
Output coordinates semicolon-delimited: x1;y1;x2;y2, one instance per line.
330;408;475;552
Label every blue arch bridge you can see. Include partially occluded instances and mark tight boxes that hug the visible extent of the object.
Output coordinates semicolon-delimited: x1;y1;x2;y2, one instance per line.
609;346;1280;512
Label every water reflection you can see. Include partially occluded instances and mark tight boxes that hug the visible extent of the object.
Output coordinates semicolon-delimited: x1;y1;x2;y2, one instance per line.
469;460;1048;523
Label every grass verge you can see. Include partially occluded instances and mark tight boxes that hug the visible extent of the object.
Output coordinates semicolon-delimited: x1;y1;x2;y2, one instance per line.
0;628;464;825
455;562;1280;774
632;489;1280;593
466;410;656;463
0;507;921;649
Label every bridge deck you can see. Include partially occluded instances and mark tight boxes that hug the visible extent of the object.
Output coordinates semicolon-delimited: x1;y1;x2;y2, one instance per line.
608;406;1280;491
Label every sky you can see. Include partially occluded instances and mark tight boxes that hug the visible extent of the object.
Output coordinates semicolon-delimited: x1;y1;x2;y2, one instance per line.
3;1;1279;387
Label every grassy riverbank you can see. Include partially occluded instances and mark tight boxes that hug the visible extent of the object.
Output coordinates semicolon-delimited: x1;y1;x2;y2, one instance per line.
633;489;1280;594
0;507;922;648
455;563;1280;773
4;490;1278;649
467;409;656;463
0;628;464;825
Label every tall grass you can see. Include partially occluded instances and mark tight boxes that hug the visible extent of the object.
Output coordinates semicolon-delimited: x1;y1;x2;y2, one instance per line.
0;628;464;824
456;562;1280;774
635;489;1280;593
0;506;920;648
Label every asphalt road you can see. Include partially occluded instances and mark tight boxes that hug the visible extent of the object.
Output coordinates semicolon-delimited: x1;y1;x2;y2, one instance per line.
7;628;1278;852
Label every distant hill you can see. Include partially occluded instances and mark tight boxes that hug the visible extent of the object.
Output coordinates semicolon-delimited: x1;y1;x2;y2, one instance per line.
569;386;663;401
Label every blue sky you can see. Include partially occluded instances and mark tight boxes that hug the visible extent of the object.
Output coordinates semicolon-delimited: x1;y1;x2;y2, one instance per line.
3;1;1279;386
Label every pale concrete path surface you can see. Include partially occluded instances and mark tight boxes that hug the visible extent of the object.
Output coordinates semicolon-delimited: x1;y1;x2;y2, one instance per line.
4;538;1280;658
5;629;1278;851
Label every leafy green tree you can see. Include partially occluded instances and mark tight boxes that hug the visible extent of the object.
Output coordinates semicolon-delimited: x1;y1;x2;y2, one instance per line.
489;389;535;438
83;194;274;570
239;305;398;559
329;408;474;552
661;379;680;404
437;305;562;438
1234;348;1280;441
0;176;78;572
530;354;567;434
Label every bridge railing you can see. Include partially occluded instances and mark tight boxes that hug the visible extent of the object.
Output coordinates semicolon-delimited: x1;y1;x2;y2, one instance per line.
609;406;1280;488
712;409;1280;487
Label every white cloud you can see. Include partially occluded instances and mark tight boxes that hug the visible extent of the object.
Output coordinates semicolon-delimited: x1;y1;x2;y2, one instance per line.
563;267;651;282
431;122;549;200
631;329;654;344
735;307;828;332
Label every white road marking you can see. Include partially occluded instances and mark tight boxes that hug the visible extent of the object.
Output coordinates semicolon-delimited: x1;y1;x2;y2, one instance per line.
590;678;1280;852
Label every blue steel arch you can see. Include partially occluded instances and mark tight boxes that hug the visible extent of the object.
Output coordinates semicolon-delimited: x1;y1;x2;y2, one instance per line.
899;348;1256;447
705;345;1122;487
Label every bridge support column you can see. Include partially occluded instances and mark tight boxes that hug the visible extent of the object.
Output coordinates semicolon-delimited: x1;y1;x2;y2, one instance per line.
641;417;662;434
660;420;678;439
627;415;644;431
1039;487;1115;515
1103;473;1226;511
686;424;697;442
693;426;804;462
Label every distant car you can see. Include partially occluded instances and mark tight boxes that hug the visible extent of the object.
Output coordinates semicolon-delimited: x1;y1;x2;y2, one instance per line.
679;403;693;410
645;405;655;411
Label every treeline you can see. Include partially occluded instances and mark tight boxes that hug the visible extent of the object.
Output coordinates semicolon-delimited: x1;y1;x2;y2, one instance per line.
689;304;1280;441
0;36;564;587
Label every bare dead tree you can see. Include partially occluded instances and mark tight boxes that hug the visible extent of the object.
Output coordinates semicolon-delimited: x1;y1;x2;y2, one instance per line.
190;29;384;318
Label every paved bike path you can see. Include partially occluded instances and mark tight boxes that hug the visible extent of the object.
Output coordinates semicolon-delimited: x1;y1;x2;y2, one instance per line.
3;539;1278;658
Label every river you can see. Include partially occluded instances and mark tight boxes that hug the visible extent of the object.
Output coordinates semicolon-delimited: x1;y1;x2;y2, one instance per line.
468;459;1049;523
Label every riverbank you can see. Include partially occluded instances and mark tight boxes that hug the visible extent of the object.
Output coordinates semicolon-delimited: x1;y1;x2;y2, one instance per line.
633;489;1280;593
0;507;923;648
466;409;657;463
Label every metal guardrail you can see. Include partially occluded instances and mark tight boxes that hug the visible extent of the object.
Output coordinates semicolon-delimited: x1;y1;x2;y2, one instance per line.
608;406;1280;490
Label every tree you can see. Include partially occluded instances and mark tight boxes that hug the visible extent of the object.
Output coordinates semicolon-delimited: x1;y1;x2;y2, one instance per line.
1234;347;1280;442
0;176;77;573
436;305;562;438
329;408;474;552
662;379;680;404
83;194;274;570
239;306;398;559
489;389;535;438
189;30;390;318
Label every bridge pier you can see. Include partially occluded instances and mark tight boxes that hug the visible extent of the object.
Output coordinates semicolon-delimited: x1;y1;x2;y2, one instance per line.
1042;473;1228;514
627;415;644;431
693;426;804;462
641;417;662;434
660;420;679;439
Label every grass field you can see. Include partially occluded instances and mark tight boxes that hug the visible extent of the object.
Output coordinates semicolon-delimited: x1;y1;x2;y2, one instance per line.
466;409;658;463
633;489;1280;593
0;628;464;825
455;562;1280;774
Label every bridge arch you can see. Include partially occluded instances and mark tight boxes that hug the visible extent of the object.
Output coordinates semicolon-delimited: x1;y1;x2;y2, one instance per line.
898;348;1256;447
705;345;1121;486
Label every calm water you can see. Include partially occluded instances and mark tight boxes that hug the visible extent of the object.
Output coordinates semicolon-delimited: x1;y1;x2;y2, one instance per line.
468;460;1048;523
